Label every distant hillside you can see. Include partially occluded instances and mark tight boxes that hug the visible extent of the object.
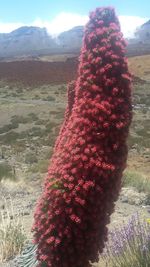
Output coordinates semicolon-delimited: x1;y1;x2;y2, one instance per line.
135;20;150;42
127;20;150;56
0;27;53;58
0;26;83;59
0;19;150;60
58;26;83;52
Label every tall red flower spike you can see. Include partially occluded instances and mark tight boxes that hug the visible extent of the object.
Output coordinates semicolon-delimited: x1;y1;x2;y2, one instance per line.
54;80;76;151
33;7;132;267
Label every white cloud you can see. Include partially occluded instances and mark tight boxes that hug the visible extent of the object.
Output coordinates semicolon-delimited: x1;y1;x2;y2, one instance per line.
0;12;148;38
119;15;148;38
0;22;24;33
32;12;88;36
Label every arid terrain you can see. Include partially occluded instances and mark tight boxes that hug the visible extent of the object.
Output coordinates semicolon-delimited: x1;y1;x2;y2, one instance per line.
0;56;78;86
0;54;150;266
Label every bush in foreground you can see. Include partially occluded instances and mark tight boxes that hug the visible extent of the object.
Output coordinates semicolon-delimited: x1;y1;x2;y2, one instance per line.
102;213;150;267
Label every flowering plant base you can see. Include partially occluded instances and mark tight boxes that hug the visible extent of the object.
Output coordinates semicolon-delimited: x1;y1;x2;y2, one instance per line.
32;7;132;267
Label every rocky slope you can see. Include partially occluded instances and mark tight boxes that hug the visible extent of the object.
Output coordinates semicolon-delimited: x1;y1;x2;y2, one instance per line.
0;26;83;59
135;20;150;42
127;20;150;56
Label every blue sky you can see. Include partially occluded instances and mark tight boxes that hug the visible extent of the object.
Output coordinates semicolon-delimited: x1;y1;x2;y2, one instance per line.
0;0;149;37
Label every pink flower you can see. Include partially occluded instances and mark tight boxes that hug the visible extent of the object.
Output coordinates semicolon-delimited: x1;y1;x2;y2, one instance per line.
46;236;55;244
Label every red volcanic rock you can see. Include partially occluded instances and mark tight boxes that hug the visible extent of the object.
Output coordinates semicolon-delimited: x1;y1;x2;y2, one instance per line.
33;7;132;267
0;58;78;86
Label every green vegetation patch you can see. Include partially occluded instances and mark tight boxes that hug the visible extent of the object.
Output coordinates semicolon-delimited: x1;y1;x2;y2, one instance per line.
0;162;15;181
123;169;150;196
25;152;38;164
29;159;49;173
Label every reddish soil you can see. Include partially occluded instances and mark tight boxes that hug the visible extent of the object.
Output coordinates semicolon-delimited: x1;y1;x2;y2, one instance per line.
0;57;78;86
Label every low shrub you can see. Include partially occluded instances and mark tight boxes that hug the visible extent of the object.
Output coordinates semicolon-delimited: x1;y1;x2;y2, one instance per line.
12;141;26;154
27;113;38;121
34;119;48;125
0;131;19;145
11;115;29;124
0;122;18;134
45;121;59;133
29;159;49;173
25;152;38;164
0;163;14;181
58;85;66;93
123;170;150;196
102;213;150;267
28;127;44;137
43;96;55;101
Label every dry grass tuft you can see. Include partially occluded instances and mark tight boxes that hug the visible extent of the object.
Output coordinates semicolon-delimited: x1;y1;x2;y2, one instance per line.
0;197;27;262
128;55;150;81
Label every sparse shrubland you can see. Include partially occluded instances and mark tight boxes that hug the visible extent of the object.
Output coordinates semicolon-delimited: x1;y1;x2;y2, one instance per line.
0;123;18;134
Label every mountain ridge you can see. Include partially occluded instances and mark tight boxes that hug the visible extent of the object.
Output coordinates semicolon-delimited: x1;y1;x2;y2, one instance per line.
0;19;150;60
0;26;83;59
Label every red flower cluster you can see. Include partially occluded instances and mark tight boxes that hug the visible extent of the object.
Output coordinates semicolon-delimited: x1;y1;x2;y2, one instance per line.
54;80;75;151
33;7;132;267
